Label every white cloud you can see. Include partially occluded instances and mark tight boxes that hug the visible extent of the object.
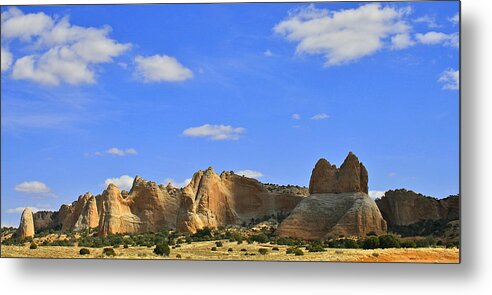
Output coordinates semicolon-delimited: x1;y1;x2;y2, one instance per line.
414;15;439;28
105;147;138;156
134;54;193;82
449;13;459;25
235;170;264;179
391;33;415;49
183;124;245;141
104;175;134;191
1;47;13;72
164;178;191;188
388;172;397;177
438;68;459;90
274;4;412;66
369;190;385;200
7;206;51;214
1;7;53;40
264;50;273;57
310;113;329;120
14;181;50;193
2;7;131;85
292;113;301;120
415;31;458;48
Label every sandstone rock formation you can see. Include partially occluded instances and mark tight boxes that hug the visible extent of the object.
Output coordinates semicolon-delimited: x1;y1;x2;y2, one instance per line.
276;193;387;240
32;211;56;232
309;152;368;194
176;168;305;233
52;193;100;232
16;208;35;239
277;152;386;239
376;189;459;227
98;184;141;236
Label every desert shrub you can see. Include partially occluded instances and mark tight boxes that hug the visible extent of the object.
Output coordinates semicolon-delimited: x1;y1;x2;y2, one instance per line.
153;243;170;256
237;240;243;245
185;236;192;244
379;235;401;249
176;254;182;259
211;246;217;251
272;247;279;251
294;248;304;256
175;244;181;248
103;247;116;256
372;252;380;257
276;237;300;246
29;243;37;249
286;247;299;254
335;250;344;254
228;248;233;252
258;248;268;255
191;227;213;241
250;233;269;243
306;241;326;252
362;236;380;249
79;248;90;255
123;244;129;249
240;248;247;252
215;241;223;247
400;240;417;248
367;231;378;236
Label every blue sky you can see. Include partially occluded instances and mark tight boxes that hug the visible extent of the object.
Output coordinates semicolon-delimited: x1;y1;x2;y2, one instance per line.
1;2;459;227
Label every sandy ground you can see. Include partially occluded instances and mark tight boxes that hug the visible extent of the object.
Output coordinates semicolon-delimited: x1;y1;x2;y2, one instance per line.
1;240;459;263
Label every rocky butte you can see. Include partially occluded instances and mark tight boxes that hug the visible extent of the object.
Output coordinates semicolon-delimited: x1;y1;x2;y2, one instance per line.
276;152;387;240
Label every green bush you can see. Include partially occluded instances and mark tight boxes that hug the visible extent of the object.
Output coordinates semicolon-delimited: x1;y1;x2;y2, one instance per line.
123;244;129;249
228;248;233;252
215;241;223;247
286;247;298;254
29;243;37;249
250;233;269;243
306;241;326;252
176;254;182;259
79;248;90;255
362;236;380;249
211;246;217;251
153;244;170;256
240;248;247;252
400;240;417;248
103;247;116;256
272;247;279;251
379;235;401;249
258;248;268;255
294;248;304;256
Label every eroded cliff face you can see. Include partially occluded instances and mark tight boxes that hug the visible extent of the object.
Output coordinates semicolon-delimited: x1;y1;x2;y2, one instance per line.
277;152;387;239
176;168;305;233
52;193;100;232
32;211;56;232
375;189;459;227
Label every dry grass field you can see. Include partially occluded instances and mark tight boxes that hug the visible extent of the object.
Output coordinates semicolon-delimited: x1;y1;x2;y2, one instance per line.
1;240;459;263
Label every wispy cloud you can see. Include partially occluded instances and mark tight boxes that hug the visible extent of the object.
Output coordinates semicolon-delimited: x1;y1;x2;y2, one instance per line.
15;181;50;193
368;190;385;200
183;124;245;141
292;113;301;120
438;68;459;90
164;178;192;188
415;31;458;48
7;206;53;213
235;170;264;179
449;13;459;25
104;175;134;191
310;113;329;120
134;54;193;82
263;50;273;57
414;15;440;28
